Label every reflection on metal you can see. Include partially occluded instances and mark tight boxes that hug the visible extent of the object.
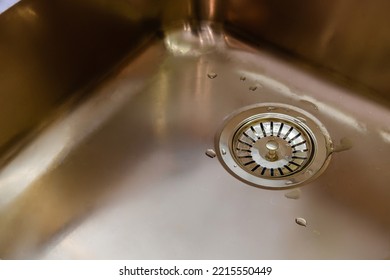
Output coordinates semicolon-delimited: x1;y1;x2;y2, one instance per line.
239;71;368;133
378;129;390;144
164;23;222;56
0;1;389;260
225;0;390;99
265;140;279;161
215;104;332;189
0;69;143;210
152;70;169;139
16;6;37;20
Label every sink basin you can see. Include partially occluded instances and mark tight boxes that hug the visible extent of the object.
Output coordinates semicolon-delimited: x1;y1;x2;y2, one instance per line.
0;0;389;259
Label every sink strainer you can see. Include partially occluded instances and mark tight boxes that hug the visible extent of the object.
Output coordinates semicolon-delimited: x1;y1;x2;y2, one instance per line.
215;103;333;189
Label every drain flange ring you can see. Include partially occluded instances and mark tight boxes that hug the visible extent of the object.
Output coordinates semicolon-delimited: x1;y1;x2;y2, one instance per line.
215;103;333;189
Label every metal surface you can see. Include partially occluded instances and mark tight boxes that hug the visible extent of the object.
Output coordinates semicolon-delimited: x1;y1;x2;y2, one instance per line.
215;104;332;189
0;0;389;259
224;0;390;101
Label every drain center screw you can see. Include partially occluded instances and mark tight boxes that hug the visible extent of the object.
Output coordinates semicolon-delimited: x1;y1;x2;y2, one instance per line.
265;140;279;161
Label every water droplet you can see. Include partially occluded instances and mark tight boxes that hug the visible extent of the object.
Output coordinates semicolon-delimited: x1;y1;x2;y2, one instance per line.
267;106;276;111
221;149;227;155
333;137;353;153
313;229;321;236
240;76;246;81
296;116;307;123
285;189;301;199
205;149;216;158
295;217;307;227
249;85;257;91
300;99;318;111
233;164;237;168
285;180;294;185
207;72;217;79
305;169;313;176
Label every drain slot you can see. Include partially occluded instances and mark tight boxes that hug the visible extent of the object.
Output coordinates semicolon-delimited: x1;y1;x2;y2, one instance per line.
215;103;332;189
234;117;312;179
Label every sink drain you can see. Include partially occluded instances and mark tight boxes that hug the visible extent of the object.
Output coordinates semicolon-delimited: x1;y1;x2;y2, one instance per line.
215;103;333;189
